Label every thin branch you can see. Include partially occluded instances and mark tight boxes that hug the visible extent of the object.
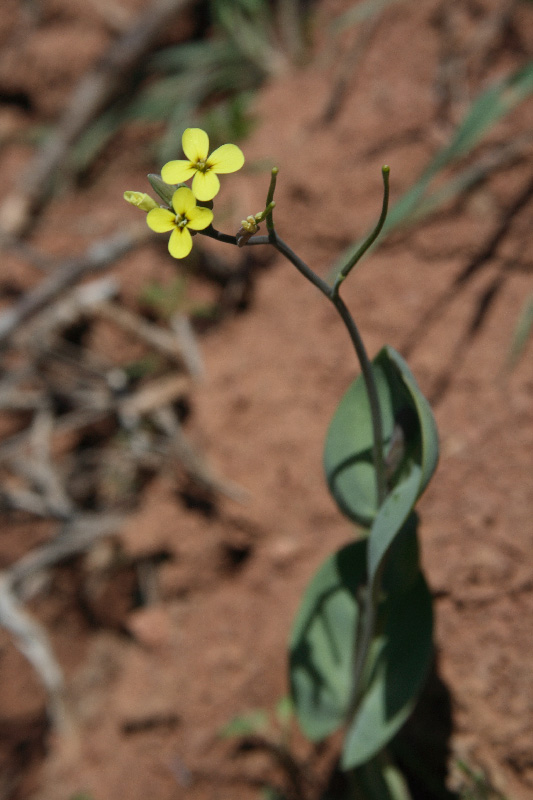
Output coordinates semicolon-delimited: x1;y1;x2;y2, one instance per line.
0;0;194;236
152;407;249;502
94;297;193;367
0;227;147;347
0;573;66;725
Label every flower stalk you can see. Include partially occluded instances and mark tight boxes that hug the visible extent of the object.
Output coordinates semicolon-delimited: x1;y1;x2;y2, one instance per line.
123;133;435;792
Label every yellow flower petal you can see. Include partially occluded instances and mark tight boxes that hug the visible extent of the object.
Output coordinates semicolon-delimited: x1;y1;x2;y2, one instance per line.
192;170;220;201
171;186;197;216
182;128;209;163
207;143;245;174
146;208;176;233
186;205;213;230
161;160;196;184
168;226;193;259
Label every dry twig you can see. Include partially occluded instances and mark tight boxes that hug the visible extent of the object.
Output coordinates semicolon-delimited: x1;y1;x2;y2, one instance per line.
0;0;194;236
94;298;194;367
153;406;248;502
0;228;148;346
0;513;125;726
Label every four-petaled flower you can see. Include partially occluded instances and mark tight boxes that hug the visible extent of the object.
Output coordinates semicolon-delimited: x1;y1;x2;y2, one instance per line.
146;186;213;259
161;128;244;202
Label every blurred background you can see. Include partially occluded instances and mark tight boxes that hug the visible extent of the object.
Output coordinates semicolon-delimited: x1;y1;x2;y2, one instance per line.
0;1;532;799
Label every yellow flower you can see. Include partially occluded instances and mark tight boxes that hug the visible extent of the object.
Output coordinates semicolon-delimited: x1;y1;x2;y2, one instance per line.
146;186;213;259
123;191;158;211
161;128;244;202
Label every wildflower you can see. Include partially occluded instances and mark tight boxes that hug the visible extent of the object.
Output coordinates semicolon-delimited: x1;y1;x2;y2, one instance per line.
123;191;159;211
161;128;244;202
146;186;213;259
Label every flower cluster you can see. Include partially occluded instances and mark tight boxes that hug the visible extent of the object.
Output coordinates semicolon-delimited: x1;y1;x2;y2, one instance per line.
124;128;244;259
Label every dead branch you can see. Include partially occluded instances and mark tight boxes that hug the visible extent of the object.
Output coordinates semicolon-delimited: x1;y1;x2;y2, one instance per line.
0;0;194;236
0;387;45;411
94;299;193;368
0;572;66;726
18;276;120;353
0;227;148;347
0;407;112;464
170;313;206;379
118;374;190;422
18;408;73;518
152;406;249;502
0;513;125;728
9;513;126;591
0;486;53;518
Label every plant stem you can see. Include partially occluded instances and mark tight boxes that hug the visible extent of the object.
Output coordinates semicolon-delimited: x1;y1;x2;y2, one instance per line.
199;172;390;725
332;166;390;298
332;293;387;506
200;227;387;508
267;233;387;507
347;560;384;717
265;167;278;238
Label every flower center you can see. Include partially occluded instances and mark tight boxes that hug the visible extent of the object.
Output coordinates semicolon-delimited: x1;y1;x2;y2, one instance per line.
175;213;189;228
194;158;210;173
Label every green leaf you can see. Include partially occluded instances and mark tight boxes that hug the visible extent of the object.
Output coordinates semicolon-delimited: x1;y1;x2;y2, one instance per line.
367;466;420;583
507;292;533;368
383;347;439;510
323;360;393;526
436;62;533;165
148;39;234;73
289;539;367;740
345;751;414;800
290;519;432;760
323;346;438;528
68;107;122;173
341;567;433;769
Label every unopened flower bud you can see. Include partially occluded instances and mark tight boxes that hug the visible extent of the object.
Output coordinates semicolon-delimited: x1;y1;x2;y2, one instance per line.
236;215;260;246
123;191;158;212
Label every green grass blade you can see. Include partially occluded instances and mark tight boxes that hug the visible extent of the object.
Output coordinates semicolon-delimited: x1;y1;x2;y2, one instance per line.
507;293;533;368
330;62;533;278
330;0;407;34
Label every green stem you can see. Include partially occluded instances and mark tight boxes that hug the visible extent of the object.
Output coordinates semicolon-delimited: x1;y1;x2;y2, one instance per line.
271;234;332;298
332;166;390;298
201;176;388;508
268;234;387;507
200;227;269;246
332;293;387;506
199;167;391;729
263;169;390;718
347;560;384;717
265;167;278;238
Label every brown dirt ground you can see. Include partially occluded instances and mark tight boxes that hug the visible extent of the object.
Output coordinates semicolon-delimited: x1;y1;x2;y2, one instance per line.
0;1;533;799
